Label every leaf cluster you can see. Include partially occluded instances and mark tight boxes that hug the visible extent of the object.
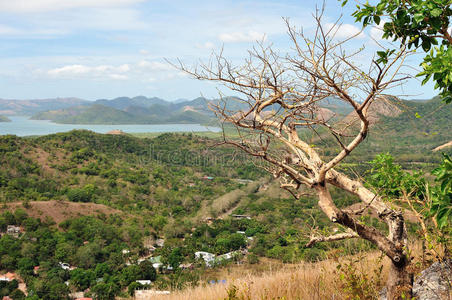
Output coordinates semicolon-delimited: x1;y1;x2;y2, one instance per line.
342;0;452;102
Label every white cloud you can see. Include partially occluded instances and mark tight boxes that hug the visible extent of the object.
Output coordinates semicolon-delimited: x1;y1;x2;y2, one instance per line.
117;64;130;72
218;31;266;43
0;0;146;13
137;60;172;71
47;64;131;80
0;25;68;37
139;49;150;55
370;22;386;41
45;61;179;82
0;24;20;35
48;64;91;75
326;23;366;40
109;74;128;80
196;41;215;49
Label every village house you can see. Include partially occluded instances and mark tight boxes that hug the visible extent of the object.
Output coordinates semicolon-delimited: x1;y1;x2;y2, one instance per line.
69;292;84;299
195;251;216;267
154;239;165;247
0;272;27;295
231;214;251;220
6;225;22;238
178;263;193;270
148;256;163;270
0;272;18;282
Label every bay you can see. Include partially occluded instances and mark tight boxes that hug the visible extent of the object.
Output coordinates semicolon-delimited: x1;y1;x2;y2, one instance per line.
0;116;221;137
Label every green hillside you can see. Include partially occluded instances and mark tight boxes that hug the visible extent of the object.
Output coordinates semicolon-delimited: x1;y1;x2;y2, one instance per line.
32;104;138;124
308;96;452;169
0;126;446;298
351;96;452;163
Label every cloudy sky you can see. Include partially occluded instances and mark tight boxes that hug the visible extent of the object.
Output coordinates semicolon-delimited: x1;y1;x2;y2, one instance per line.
0;0;437;101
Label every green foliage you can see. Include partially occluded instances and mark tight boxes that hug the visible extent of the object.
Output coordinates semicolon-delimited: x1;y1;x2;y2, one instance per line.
246;253;259;264
67;184;96;202
429;154;452;228
127;281;142;296
0;280;21;298
70;268;95;290
167;247;184;270
418;45;452;102
367;153;425;199
138;260;157;281
335;256;384;300
342;0;452;101
0;208;152;299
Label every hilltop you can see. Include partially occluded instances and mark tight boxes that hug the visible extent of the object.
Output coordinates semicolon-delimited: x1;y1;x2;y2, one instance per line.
0;97;88;115
308;96;452;166
31;96;215;124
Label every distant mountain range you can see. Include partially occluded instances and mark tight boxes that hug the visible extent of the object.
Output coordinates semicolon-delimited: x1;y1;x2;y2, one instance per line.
30;96;216;124
0;97;88;116
0;95;450;130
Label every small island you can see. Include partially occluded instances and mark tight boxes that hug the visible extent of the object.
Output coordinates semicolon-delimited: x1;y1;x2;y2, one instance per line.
0;115;11;122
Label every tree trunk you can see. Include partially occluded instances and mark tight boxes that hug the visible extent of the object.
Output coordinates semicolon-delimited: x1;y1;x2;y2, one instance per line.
385;212;413;299
314;183;413;299
386;259;412;299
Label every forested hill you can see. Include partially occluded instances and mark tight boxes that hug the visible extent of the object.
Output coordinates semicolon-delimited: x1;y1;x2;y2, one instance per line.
353;96;452;162
379;96;452;135
0;130;261;211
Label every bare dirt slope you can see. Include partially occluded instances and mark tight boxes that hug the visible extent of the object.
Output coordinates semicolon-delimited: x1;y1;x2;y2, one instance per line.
0;200;122;224
433;140;452;152
341;96;402;126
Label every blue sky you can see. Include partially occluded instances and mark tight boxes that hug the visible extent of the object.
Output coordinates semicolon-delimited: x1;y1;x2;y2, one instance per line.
0;0;437;101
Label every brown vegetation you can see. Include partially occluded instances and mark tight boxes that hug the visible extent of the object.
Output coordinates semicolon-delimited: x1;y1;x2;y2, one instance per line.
0;200;122;224
147;252;389;300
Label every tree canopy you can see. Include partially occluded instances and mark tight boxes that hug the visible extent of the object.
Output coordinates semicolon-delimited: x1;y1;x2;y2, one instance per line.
342;0;452;102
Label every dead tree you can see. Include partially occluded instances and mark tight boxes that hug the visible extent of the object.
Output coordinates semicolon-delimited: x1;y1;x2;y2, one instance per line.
178;11;413;298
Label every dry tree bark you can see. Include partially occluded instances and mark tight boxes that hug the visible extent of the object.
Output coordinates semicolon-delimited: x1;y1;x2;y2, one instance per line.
176;9;413;299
